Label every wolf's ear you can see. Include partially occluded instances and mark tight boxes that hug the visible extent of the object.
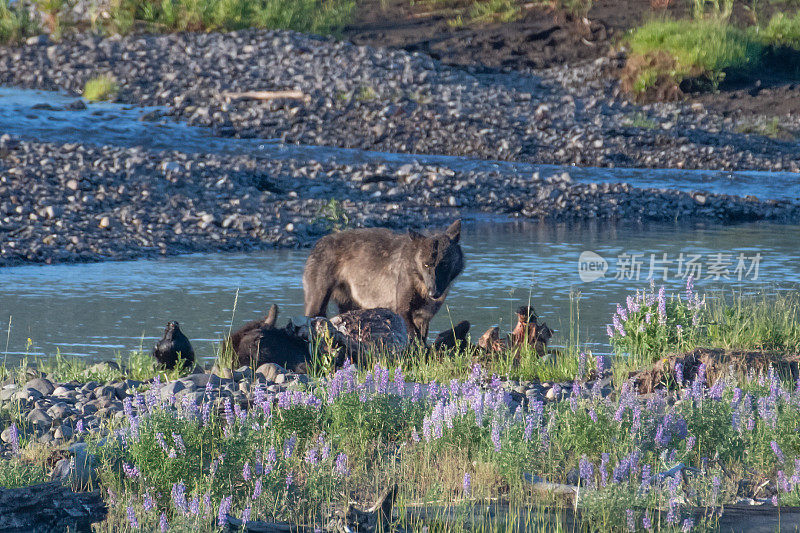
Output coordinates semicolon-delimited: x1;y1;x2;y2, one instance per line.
409;229;425;241
445;220;461;242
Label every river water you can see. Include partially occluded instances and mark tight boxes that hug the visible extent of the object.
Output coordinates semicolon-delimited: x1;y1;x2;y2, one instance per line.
1;87;799;363
1;219;798;363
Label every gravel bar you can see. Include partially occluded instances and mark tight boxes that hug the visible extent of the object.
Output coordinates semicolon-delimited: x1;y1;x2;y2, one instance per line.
1;135;799;267
1;29;800;171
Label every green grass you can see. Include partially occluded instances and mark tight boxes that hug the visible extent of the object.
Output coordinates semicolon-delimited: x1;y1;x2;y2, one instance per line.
759;11;800;49
625;19;764;93
104;0;355;35
469;0;521;23
0;0;39;44
82;75;119;102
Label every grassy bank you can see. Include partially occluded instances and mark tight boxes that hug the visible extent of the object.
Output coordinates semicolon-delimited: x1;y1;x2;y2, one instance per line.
1;282;799;530
0;0;355;44
622;9;800;99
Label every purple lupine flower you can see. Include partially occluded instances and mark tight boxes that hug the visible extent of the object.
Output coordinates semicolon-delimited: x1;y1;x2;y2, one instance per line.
218;495;232;526
243;462;251;481
159;512;169;532
189;496;200;516
252;477;263;500
675;362;684;385
172;433;186;455
773;495;779;506
657;286;667;325
626;509;636;532
642;510;652;530
335;453;350;477
202;493;212;517
306;448;319;466
155;432;170;453
666;497;679;524
284;434;297;458
224;398;234;426
596;355;605;375
712;475;721;500
393;368;405;395
76;419;84;433
286;470;294;488
463;472;471;495
613;315;626;337
682;518;694;532
127;505;139;529
123;462;140;479
640;464;651;490
143;491;155;512
579;456;594;486
412;383;421;402
171;481;188;514
491;421;502;452
411;428;421;442
685;435;695;450
599;453;609;487
606;324;614;338
645;312;652;324
772;441;786;463
241;506;251;524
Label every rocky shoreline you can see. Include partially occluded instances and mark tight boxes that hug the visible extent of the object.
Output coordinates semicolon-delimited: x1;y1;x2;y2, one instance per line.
1;29;800;172
1;135;799;267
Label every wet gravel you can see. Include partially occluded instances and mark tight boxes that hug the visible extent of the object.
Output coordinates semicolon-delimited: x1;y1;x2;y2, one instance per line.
1;29;800;171
2;134;799;267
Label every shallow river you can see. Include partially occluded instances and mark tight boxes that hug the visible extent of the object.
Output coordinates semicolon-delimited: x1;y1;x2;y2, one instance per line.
1;219;798;363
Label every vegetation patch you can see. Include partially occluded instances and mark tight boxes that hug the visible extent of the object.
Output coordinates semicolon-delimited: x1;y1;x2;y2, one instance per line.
104;0;355;35
622;19;764;99
82;74;119;102
0;0;39;44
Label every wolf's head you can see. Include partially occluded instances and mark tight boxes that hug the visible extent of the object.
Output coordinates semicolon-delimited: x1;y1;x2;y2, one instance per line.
409;220;464;299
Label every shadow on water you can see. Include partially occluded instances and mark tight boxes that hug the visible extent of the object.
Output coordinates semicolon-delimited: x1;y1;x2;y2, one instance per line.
1;219;798;364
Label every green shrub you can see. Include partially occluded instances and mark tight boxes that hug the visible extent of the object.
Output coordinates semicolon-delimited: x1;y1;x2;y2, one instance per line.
83;75;119;102
623;19;764;95
759;11;800;49
0;0;39;44
628;19;763;77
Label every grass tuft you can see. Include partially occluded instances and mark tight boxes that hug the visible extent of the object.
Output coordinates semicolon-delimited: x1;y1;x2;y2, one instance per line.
104;0;355;35
0;0;39;44
83;75;119;102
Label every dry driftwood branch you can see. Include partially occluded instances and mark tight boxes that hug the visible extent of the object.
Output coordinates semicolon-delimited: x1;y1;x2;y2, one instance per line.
0;480;106;532
220;90;310;102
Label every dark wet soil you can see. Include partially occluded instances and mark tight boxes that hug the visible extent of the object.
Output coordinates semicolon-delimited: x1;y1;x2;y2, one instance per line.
344;0;800;118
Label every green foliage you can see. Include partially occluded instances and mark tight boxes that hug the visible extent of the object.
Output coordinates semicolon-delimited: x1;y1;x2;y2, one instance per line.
759;11;800;49
701;290;800;353
625;19;764;93
469;0;521;23
0;0;39;44
0;457;49;488
314;198;350;232
105;0;354;35
83;75;119;102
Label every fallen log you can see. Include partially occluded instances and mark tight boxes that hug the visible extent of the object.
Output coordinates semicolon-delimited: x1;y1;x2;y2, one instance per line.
220;90;310;102
0;480;106;532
